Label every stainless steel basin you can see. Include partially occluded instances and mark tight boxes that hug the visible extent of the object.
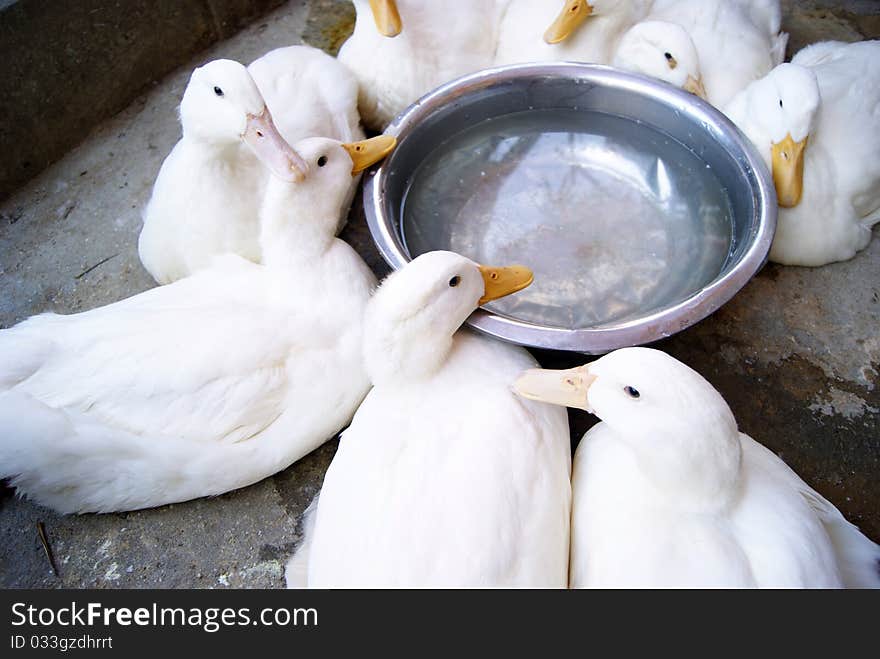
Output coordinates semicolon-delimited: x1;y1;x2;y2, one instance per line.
364;63;776;353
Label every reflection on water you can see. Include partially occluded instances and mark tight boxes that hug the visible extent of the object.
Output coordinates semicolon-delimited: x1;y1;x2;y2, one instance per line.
402;110;734;329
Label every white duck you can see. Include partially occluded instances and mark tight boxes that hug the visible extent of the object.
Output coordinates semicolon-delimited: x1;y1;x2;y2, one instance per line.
0;134;395;514
495;0;652;66
725;42;880;266
248;45;364;144
138;59;307;285
514;348;880;588
339;0;507;130
611;20;706;98
731;0;785;50
249;45;366;230
287;251;572;588
646;0;788;107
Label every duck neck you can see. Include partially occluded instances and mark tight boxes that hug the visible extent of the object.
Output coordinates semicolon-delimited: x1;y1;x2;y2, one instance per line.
182;133;247;163
628;419;743;512
363;307;454;387
258;176;338;269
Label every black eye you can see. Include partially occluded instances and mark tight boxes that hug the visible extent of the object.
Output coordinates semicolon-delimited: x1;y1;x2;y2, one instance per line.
779;99;783;108
664;52;673;60
317;155;328;167
624;386;640;399
214;86;224;97
448;275;461;287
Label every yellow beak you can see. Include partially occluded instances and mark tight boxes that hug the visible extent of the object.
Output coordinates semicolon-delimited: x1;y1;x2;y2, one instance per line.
771;133;808;208
478;264;534;305
544;0;594;44
342;135;397;175
369;0;402;37
683;74;707;100
513;365;596;411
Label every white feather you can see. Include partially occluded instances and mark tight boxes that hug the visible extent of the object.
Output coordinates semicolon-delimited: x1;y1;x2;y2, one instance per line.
301;252;572;587
248;45;363;144
495;0;652;66
248;45;365;230
285;495;320;588
726;41;880;265
139;60;272;284
339;0;507;130
0;138;376;514
647;0;787;107
535;348;880;588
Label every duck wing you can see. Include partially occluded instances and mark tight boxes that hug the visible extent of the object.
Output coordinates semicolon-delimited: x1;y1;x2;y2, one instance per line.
738;434;880;588
797;41;880;228
2;262;305;445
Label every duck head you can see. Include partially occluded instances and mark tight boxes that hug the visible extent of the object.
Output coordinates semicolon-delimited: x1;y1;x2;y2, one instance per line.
725;63;820;208
179;59;307;181
613;21;706;99
514;347;742;505
364;251;533;384
259;134;396;261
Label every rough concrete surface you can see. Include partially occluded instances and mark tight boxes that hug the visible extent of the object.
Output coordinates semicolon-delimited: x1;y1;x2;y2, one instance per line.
0;0;878;588
0;0;288;202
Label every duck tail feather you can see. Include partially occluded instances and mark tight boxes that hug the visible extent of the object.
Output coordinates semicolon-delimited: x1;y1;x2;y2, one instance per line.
771;32;789;67
285;494;320;588
798;486;880;589
0;391;202;514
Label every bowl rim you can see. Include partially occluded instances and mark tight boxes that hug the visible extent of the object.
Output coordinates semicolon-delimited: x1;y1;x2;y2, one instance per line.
364;62;777;353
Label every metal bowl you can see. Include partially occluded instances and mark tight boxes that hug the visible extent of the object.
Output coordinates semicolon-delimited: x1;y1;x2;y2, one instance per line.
364;63;776;353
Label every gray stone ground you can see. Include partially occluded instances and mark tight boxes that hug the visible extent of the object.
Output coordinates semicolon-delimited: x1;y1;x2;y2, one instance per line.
0;0;878;588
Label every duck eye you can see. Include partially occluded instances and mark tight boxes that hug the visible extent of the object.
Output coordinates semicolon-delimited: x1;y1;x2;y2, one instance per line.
779;99;783;108
317;155;328;167
624;386;640;399
664;52;673;60
448;275;461;287
213;86;224;97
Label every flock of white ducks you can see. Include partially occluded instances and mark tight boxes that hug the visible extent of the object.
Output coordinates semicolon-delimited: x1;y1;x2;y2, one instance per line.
2;133;392;513
336;0;879;267
1;0;878;587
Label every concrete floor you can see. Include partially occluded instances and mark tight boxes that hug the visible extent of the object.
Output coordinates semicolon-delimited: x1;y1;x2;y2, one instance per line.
0;0;878;588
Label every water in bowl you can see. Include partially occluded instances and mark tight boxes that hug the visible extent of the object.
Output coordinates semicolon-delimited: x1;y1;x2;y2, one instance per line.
401;109;734;329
